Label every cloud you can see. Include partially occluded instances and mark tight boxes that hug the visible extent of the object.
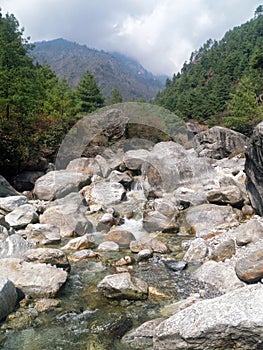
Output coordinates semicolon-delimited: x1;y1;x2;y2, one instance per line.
1;0;262;75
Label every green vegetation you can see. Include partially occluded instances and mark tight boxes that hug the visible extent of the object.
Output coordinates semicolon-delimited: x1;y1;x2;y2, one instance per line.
0;10;105;178
155;10;263;135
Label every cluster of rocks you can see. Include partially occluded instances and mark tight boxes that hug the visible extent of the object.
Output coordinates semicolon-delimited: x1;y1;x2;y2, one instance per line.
0;115;263;350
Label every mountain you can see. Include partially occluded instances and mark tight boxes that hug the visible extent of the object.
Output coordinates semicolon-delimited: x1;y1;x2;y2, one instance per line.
155;12;263;132
32;38;166;101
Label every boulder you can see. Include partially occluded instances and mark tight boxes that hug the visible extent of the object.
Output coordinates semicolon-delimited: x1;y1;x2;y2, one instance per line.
124;149;150;170
210;239;236;262
5;204;38;229
207;185;244;208
0;258;67;298
40;193;92;237
0;234;34;258
0;278;17;321
23;248;70;271
0;195;28;215
98;272;148;300
141;142;213;194
193;260;245;292
233;219;263;246
82;182;126;206
235;249;263;283
130;236;169;254
193;126;247;159
70;249;99;262
61;234;95;250
102;229;135;248
183;238;208;263
121;318;164;349
33;170;91;201
97;241;120;252
24;223;61;245
143;210;177;233
154;284;263;350
179;203;238;238
245;122;263;216
108;170;133;189
0;175;19;197
66;157;101;176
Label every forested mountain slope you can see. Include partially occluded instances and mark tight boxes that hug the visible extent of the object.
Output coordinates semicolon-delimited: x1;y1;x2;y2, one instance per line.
32;39;165;101
155;10;263;134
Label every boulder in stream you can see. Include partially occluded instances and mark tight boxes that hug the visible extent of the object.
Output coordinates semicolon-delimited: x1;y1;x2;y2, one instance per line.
0;278;17;321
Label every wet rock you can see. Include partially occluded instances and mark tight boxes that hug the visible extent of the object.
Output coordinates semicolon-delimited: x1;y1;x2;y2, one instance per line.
0;175;19;197
70;249;100;262
179;203;238;238
235;249;263;283
61;234;95;250
233;219;263;246
153;284;263;350
0;278;17;321
82;182;126;206
66;157;101;176
40;193;92;237
0;195;28;215
98;213;117;228
23;248;70;271
5;204;38;229
193;260;245;292
207;185;244;208
161;259;187;271
33;170;91;201
183;238;208;263
103;229;135;248
24;223;61;245
193;126;247;159
211;239;236;262
121;318;164;349
0;258;67;298
130;236;169;254
98;272;148;300
97;241;120;252
112;256;135;267
137;249;153;261
124;149;150;170
245;122;263;216
34;298;61;312
160;295;201;318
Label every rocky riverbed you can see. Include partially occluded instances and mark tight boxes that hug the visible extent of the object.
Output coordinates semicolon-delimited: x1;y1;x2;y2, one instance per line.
0;113;263;350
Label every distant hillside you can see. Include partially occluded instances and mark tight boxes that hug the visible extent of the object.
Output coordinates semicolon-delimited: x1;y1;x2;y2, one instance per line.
155;12;263;131
32;38;166;101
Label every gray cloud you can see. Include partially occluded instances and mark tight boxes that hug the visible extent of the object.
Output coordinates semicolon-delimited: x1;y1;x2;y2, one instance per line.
1;0;262;75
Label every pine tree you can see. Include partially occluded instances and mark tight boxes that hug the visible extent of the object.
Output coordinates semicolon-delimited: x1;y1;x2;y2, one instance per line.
108;88;123;104
76;71;104;113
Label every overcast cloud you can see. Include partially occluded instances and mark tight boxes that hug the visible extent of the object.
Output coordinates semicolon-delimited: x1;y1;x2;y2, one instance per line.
1;0;262;75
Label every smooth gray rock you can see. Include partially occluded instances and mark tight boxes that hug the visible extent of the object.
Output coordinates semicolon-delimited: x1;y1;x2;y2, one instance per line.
0;195;28;215
154;284;263;350
82;182;126;206
66;157;101;176
207;185;244;207
103;229;135;248
0;258;67;298
61;234;95;250
143;210;177;233
33;170;91;201
245;122;263;216
0;278;17;321
183;238;208;263
5;204;38;229
141;141;213;194
97;241;120;252
98;272;148;300
179;203;238;238
193;126;247;159
108;170;133;189
24;223;61;245
130;236;169;254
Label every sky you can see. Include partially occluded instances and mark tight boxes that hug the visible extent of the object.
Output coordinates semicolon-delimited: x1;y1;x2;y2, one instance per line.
1;0;262;76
